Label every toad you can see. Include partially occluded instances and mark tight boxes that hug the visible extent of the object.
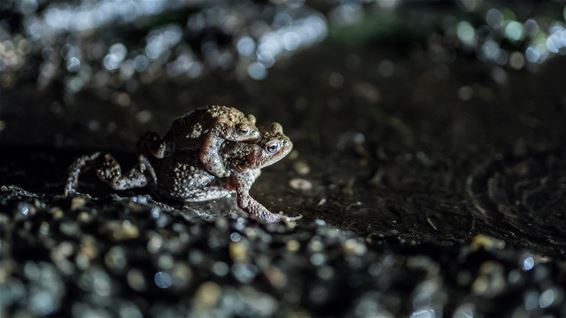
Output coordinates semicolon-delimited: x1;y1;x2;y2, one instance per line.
139;105;260;178
64;123;301;223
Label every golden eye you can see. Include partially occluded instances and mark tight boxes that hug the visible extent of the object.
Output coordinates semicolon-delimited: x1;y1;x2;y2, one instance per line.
265;141;280;153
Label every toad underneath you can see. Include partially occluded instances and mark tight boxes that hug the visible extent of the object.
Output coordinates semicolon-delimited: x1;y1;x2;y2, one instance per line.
64;123;301;223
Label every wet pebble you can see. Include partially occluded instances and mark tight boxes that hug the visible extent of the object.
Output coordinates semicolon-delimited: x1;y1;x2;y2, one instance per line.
105;246;127;273
472;261;506;296
71;197;86;210
15;202;34;220
293;160;311;175
229;242;249;263
289;178;313;191
194;282;221;308
102;220;140;241
127;269;147;292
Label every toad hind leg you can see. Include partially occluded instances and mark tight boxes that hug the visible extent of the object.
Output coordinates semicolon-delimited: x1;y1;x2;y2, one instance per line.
64;152;156;196
95;154;156;190
64;152;102;196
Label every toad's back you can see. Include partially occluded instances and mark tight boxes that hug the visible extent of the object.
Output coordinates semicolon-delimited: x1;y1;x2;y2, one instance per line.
162;105;251;153
163;107;217;152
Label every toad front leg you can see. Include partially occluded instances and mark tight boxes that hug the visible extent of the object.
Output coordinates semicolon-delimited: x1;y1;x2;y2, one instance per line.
232;171;302;223
199;132;230;178
64;152;156;196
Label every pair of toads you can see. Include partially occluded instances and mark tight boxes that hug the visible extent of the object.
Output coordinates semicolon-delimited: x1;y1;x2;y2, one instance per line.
64;105;302;223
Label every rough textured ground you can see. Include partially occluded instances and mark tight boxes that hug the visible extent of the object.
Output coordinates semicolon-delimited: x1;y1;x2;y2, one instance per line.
2;12;566;317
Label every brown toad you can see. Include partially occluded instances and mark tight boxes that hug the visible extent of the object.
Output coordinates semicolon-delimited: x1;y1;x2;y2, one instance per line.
64;123;301;223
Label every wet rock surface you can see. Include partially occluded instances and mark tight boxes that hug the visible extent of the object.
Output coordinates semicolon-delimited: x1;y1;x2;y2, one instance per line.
1;186;566;317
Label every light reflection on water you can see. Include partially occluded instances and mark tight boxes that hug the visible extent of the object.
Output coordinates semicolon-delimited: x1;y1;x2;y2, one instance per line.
1;0;328;92
31;0;186;37
0;1;565;93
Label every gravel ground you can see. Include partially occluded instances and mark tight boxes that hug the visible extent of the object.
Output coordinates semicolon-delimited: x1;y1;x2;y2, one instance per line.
1;185;565;317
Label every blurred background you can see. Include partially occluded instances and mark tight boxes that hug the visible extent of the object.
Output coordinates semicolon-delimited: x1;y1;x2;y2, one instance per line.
2;0;566;317
1;0;566;149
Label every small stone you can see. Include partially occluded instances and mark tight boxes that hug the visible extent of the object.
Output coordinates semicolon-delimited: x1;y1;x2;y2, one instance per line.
171;263;192;288
230;242;248;263
154;271;172;289
232;263;258;283
287;150;300;160
75;254;90;270
212;262;230;277
78;268;111;296
286;240;300;253
71;197;86;210
147;234;164;254
539;287;560;308
103;220;140;241
521;255;535;272
239;288;278;316
29;290;59;315
293;160;311;175
471;234;505;250
127;269;147;292
308;238;324;252
310;253;326;266
105;246;127;272
15;202;34;220
472;261;506;296
51;242;74;264
118;302;143;318
78;211;92;223
342;238;367;256
265;267;288;288
157;254;174;270
50;207;64;219
59;222;80;236
194;282;221;308
289;178;312;191
80;236;98;259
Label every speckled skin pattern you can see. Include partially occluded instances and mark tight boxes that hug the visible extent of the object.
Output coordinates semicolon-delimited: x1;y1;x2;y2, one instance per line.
152;123;301;223
64;123;301;223
64;153;157;196
138;105;260;178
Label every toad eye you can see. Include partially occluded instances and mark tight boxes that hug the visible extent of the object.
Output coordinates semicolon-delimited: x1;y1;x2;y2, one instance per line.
265;141;280;153
238;126;250;135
